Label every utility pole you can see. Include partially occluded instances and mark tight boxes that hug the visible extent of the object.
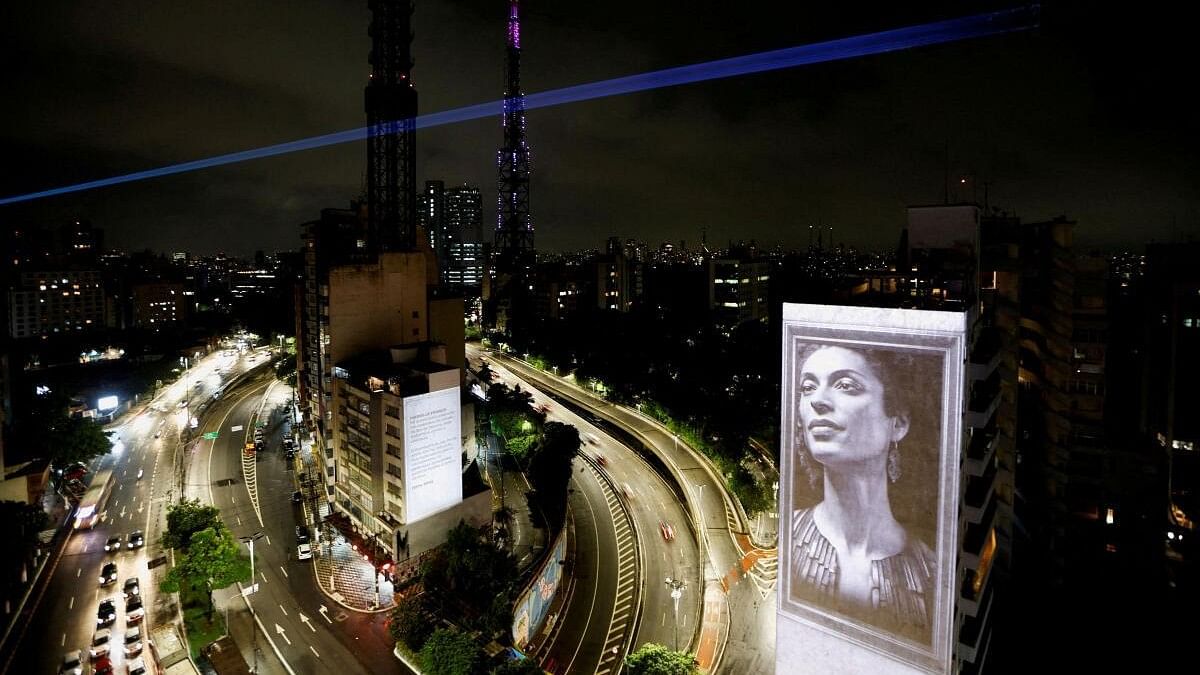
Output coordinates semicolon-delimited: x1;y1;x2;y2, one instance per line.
239;531;265;674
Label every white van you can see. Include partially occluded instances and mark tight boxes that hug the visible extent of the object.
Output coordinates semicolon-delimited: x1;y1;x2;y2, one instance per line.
297;543;312;560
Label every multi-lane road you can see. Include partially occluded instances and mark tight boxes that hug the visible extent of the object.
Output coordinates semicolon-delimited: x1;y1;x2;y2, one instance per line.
2;346;260;674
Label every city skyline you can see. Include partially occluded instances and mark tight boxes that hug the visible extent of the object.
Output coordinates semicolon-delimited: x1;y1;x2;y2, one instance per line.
2;1;1197;256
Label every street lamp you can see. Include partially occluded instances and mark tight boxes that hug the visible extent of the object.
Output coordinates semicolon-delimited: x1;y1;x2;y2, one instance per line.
665;576;687;651
239;532;265;674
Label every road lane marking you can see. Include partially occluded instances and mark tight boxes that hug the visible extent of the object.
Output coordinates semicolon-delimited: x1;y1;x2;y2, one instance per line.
69;596;74;609
310;645;320;657
261;571;269;584
76;568;81;578
279;604;288;616
61;633;66;645
279;566;288;578
265;535;271;546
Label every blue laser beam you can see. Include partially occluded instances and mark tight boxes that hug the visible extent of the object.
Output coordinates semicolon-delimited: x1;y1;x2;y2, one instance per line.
0;6;1038;206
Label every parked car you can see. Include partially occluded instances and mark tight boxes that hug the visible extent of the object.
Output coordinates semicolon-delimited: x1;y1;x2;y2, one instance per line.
92;655;114;675
291;491;303;503
659;520;675;542
125;598;145;624
104;535;123;552
96;599;117;626
127;531;145;549
59;650;83;675
122;577;140;600
99;563;118;586
297;543;312;560
295;526;310;544
90;629;112;659
123;625;143;656
127;657;147;675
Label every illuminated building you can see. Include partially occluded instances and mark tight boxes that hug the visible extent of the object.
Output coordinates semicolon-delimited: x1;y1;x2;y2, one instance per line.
7;270;105;338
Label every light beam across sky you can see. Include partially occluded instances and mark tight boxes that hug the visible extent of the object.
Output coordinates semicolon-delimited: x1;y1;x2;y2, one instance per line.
0;5;1039;206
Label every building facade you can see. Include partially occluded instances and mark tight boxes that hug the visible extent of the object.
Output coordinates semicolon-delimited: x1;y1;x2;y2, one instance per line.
7;270;105;338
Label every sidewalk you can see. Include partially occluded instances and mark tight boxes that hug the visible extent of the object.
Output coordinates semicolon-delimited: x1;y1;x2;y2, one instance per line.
293;431;394;613
482;433;543;571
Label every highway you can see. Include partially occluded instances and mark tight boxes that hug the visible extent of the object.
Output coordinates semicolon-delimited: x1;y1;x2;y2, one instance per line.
2;345;258;674
474;347;702;670
477;345;779;674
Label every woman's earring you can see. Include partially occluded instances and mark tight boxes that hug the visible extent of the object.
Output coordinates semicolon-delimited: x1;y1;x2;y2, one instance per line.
887;440;901;483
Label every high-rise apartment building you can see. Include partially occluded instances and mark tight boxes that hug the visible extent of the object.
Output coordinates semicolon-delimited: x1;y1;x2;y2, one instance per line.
131;282;187;327
708;255;770;330
7;270;105;338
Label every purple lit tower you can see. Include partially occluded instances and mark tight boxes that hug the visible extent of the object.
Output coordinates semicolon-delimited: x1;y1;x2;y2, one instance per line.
489;0;535;335
365;0;418;252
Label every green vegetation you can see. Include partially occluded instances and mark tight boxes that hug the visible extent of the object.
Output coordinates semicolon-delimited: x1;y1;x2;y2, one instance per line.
390;594;435;652
527;421;581;531
493;657;545;674
16;392;111;467
419;628;483;675
162;498;223;550
182;603;225;658
421;521;518;637
160;525;251;620
624;642;699;675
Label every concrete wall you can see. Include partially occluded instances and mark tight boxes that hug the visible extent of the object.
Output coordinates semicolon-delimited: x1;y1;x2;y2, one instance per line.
328;251;428;368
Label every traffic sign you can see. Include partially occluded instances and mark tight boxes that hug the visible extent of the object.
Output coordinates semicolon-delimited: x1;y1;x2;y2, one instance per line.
202;431;218;440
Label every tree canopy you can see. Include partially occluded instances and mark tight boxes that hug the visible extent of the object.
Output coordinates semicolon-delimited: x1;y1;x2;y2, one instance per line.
163;498;223;550
421;520;517;636
492;657;545;675
624;643;699;675
390;593;434;652
19;392;111;467
419;628;482;675
160;525;251;617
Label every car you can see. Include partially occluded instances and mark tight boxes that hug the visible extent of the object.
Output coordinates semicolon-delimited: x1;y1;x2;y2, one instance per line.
621;483;633;500
594;454;607;467
63;466;89;482
178;400;187;408
127;531;145;549
243;442;256;456
297;543;312;560
96;599;117;626
59;650;83;675
291;491;303;503
153;429;161;439
123;625;143;656
127;657;148;675
125;598;145;623
92;655;114;675
104;535;123;552
90;628;112;659
99;562;118;586
122;577;140;600
659;520;675;542
295;526;310;544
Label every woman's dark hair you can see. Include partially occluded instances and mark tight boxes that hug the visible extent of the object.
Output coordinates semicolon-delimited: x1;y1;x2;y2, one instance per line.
792;342;942;540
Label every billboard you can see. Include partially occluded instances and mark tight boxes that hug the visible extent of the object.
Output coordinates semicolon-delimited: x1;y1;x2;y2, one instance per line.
777;304;965;674
97;395;119;411
403;387;463;523
512;528;567;649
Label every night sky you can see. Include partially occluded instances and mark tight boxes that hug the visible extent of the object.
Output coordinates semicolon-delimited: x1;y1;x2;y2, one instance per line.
2;1;1197;256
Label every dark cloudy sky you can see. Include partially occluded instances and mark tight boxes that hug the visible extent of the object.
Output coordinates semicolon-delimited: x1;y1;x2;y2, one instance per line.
1;1;1197;256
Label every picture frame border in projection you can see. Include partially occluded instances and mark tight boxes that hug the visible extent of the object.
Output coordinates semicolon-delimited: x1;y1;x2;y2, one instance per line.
777;303;965;674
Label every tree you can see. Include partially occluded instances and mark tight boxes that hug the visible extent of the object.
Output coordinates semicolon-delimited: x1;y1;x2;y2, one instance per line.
390;594;434;651
163;499;222;550
160;525;251;618
421;521;517;635
492;657;545;675
18;392;111;467
624;643;699;675
419;628;482;675
527;421;580;531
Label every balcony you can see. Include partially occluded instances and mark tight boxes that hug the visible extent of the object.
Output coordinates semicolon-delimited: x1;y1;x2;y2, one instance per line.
961;497;998;570
967;328;1003;382
956;583;994;664
963;458;997;524
966;371;1001;429
964;429;999;477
